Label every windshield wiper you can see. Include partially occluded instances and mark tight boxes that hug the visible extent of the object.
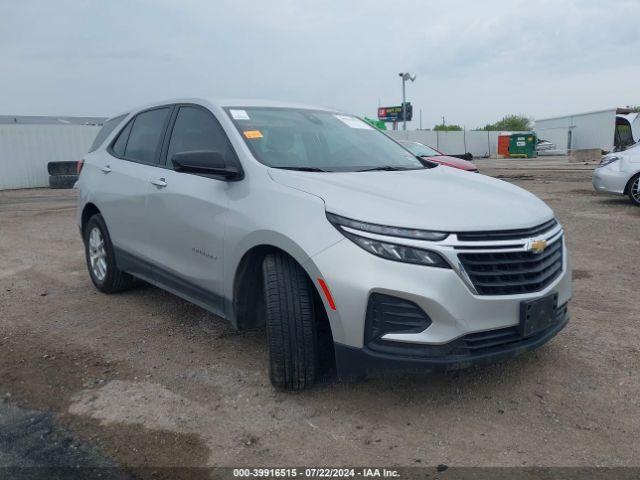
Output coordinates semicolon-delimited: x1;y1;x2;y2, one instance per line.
273;166;328;172
356;165;422;172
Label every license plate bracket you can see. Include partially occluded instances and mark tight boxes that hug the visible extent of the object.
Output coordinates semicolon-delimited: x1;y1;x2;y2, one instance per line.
519;293;558;337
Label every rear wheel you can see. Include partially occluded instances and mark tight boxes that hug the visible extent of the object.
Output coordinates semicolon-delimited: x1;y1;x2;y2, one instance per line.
83;214;136;293
262;252;318;391
628;174;640;206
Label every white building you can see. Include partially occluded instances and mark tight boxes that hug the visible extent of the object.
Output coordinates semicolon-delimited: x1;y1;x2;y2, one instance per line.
0;116;103;190
534;108;640;154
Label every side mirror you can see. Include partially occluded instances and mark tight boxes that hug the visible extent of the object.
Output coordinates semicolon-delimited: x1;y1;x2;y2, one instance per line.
171;150;239;179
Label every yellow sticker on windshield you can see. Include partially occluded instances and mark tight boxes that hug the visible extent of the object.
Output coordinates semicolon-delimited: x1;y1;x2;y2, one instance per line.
243;130;263;139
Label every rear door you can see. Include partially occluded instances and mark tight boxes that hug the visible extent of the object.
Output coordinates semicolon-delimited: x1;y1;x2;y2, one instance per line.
144;104;240;315
96;106;172;272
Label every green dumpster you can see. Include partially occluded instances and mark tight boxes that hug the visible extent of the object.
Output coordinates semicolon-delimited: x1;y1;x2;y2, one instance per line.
509;133;537;158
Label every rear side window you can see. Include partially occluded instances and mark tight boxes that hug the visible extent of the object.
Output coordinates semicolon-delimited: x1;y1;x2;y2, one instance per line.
112;121;133;157
116;107;170;163
89;114;127;152
166;106;235;166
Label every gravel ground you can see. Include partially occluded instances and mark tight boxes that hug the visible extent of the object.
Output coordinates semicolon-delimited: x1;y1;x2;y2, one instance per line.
1;157;639;470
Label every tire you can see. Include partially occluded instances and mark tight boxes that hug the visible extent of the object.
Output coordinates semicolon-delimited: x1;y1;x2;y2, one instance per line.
49;174;78;189
47;161;77;176
83;214;136;293
628;173;640;206
262;252;318;391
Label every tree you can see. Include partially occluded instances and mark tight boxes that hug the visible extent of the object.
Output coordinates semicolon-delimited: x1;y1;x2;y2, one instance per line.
481;114;532;131
434;124;463;131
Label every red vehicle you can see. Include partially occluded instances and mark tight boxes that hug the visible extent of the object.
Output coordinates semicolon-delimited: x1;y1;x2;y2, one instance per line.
400;140;478;172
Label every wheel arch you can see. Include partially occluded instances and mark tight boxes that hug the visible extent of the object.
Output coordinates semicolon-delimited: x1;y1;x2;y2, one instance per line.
231;242;328;329
623;170;640;195
231;242;337;373
81;202;101;234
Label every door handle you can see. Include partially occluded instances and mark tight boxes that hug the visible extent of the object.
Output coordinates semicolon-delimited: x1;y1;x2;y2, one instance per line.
100;165;112;174
150;178;167;188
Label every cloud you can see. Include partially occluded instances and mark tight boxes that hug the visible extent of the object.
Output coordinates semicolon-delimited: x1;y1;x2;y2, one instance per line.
0;0;638;127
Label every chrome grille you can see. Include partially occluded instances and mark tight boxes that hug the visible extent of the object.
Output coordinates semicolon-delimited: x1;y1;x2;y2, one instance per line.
458;236;563;295
457;218;558;242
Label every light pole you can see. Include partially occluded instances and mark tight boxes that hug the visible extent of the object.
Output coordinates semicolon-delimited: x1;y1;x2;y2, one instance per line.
398;72;416;131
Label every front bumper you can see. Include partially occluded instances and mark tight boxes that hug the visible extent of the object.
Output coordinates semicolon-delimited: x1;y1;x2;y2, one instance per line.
335;303;569;380
305;234;572;348
303;220;572;379
592;165;628;195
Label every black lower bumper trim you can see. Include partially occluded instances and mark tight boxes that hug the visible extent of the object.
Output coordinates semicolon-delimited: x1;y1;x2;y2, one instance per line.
335;310;569;381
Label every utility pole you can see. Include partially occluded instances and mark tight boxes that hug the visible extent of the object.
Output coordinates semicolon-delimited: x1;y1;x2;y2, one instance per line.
419;108;422;130
398;72;416;131
442;116;445;127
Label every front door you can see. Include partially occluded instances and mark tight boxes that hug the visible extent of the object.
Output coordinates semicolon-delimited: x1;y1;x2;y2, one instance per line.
145;105;239;317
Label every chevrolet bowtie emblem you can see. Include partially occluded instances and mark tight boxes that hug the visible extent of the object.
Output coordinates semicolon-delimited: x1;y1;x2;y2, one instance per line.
527;238;547;254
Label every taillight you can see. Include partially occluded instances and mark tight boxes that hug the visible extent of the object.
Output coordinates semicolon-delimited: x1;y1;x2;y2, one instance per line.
77;159;85;174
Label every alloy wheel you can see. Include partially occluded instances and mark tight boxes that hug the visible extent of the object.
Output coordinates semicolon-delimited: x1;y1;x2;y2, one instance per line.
88;227;108;281
632;177;640;204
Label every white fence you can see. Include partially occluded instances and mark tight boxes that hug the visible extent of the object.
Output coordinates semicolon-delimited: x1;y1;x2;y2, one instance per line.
0;125;100;190
387;130;530;157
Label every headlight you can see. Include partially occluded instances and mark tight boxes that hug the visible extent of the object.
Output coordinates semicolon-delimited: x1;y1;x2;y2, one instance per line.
598;155;620;168
326;212;448;241
326;213;451;268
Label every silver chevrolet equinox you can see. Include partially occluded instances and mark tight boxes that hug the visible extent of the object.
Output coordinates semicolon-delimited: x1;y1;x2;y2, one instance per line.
76;98;572;390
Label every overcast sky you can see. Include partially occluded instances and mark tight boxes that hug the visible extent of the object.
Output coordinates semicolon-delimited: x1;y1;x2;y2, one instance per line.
1;0;639;129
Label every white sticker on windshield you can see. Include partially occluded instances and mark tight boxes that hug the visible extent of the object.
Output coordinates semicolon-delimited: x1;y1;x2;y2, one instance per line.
334;115;373;129
230;109;250;120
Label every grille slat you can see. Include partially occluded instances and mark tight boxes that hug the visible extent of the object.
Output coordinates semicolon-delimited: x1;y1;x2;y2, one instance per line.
459;240;562;266
455;303;568;354
459;237;564;295
465;251;562;277
365;293;432;344
463;329;519;343
457;218;558;242
464;334;522;350
472;267;563;290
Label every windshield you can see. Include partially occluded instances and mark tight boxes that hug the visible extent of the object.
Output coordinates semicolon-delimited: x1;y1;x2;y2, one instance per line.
225;107;424;172
401;141;441;157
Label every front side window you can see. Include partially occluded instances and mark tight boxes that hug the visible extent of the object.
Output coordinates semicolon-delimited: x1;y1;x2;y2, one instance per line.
121;107;170;163
225;107;424;172
166;106;235;167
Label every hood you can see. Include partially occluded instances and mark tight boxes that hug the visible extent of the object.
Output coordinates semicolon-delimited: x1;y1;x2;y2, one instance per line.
268;167;554;232
622;141;640;155
423;155;477;171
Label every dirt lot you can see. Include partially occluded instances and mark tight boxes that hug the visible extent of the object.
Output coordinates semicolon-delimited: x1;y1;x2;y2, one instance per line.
1;157;639;470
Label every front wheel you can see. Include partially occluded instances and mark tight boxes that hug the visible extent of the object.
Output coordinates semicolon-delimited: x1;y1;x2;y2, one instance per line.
262;252;318;391
83;214;136;293
628;174;640;206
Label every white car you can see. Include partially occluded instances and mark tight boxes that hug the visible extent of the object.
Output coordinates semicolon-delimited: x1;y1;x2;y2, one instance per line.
536;139;556;152
592;142;640;206
76;98;572;390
